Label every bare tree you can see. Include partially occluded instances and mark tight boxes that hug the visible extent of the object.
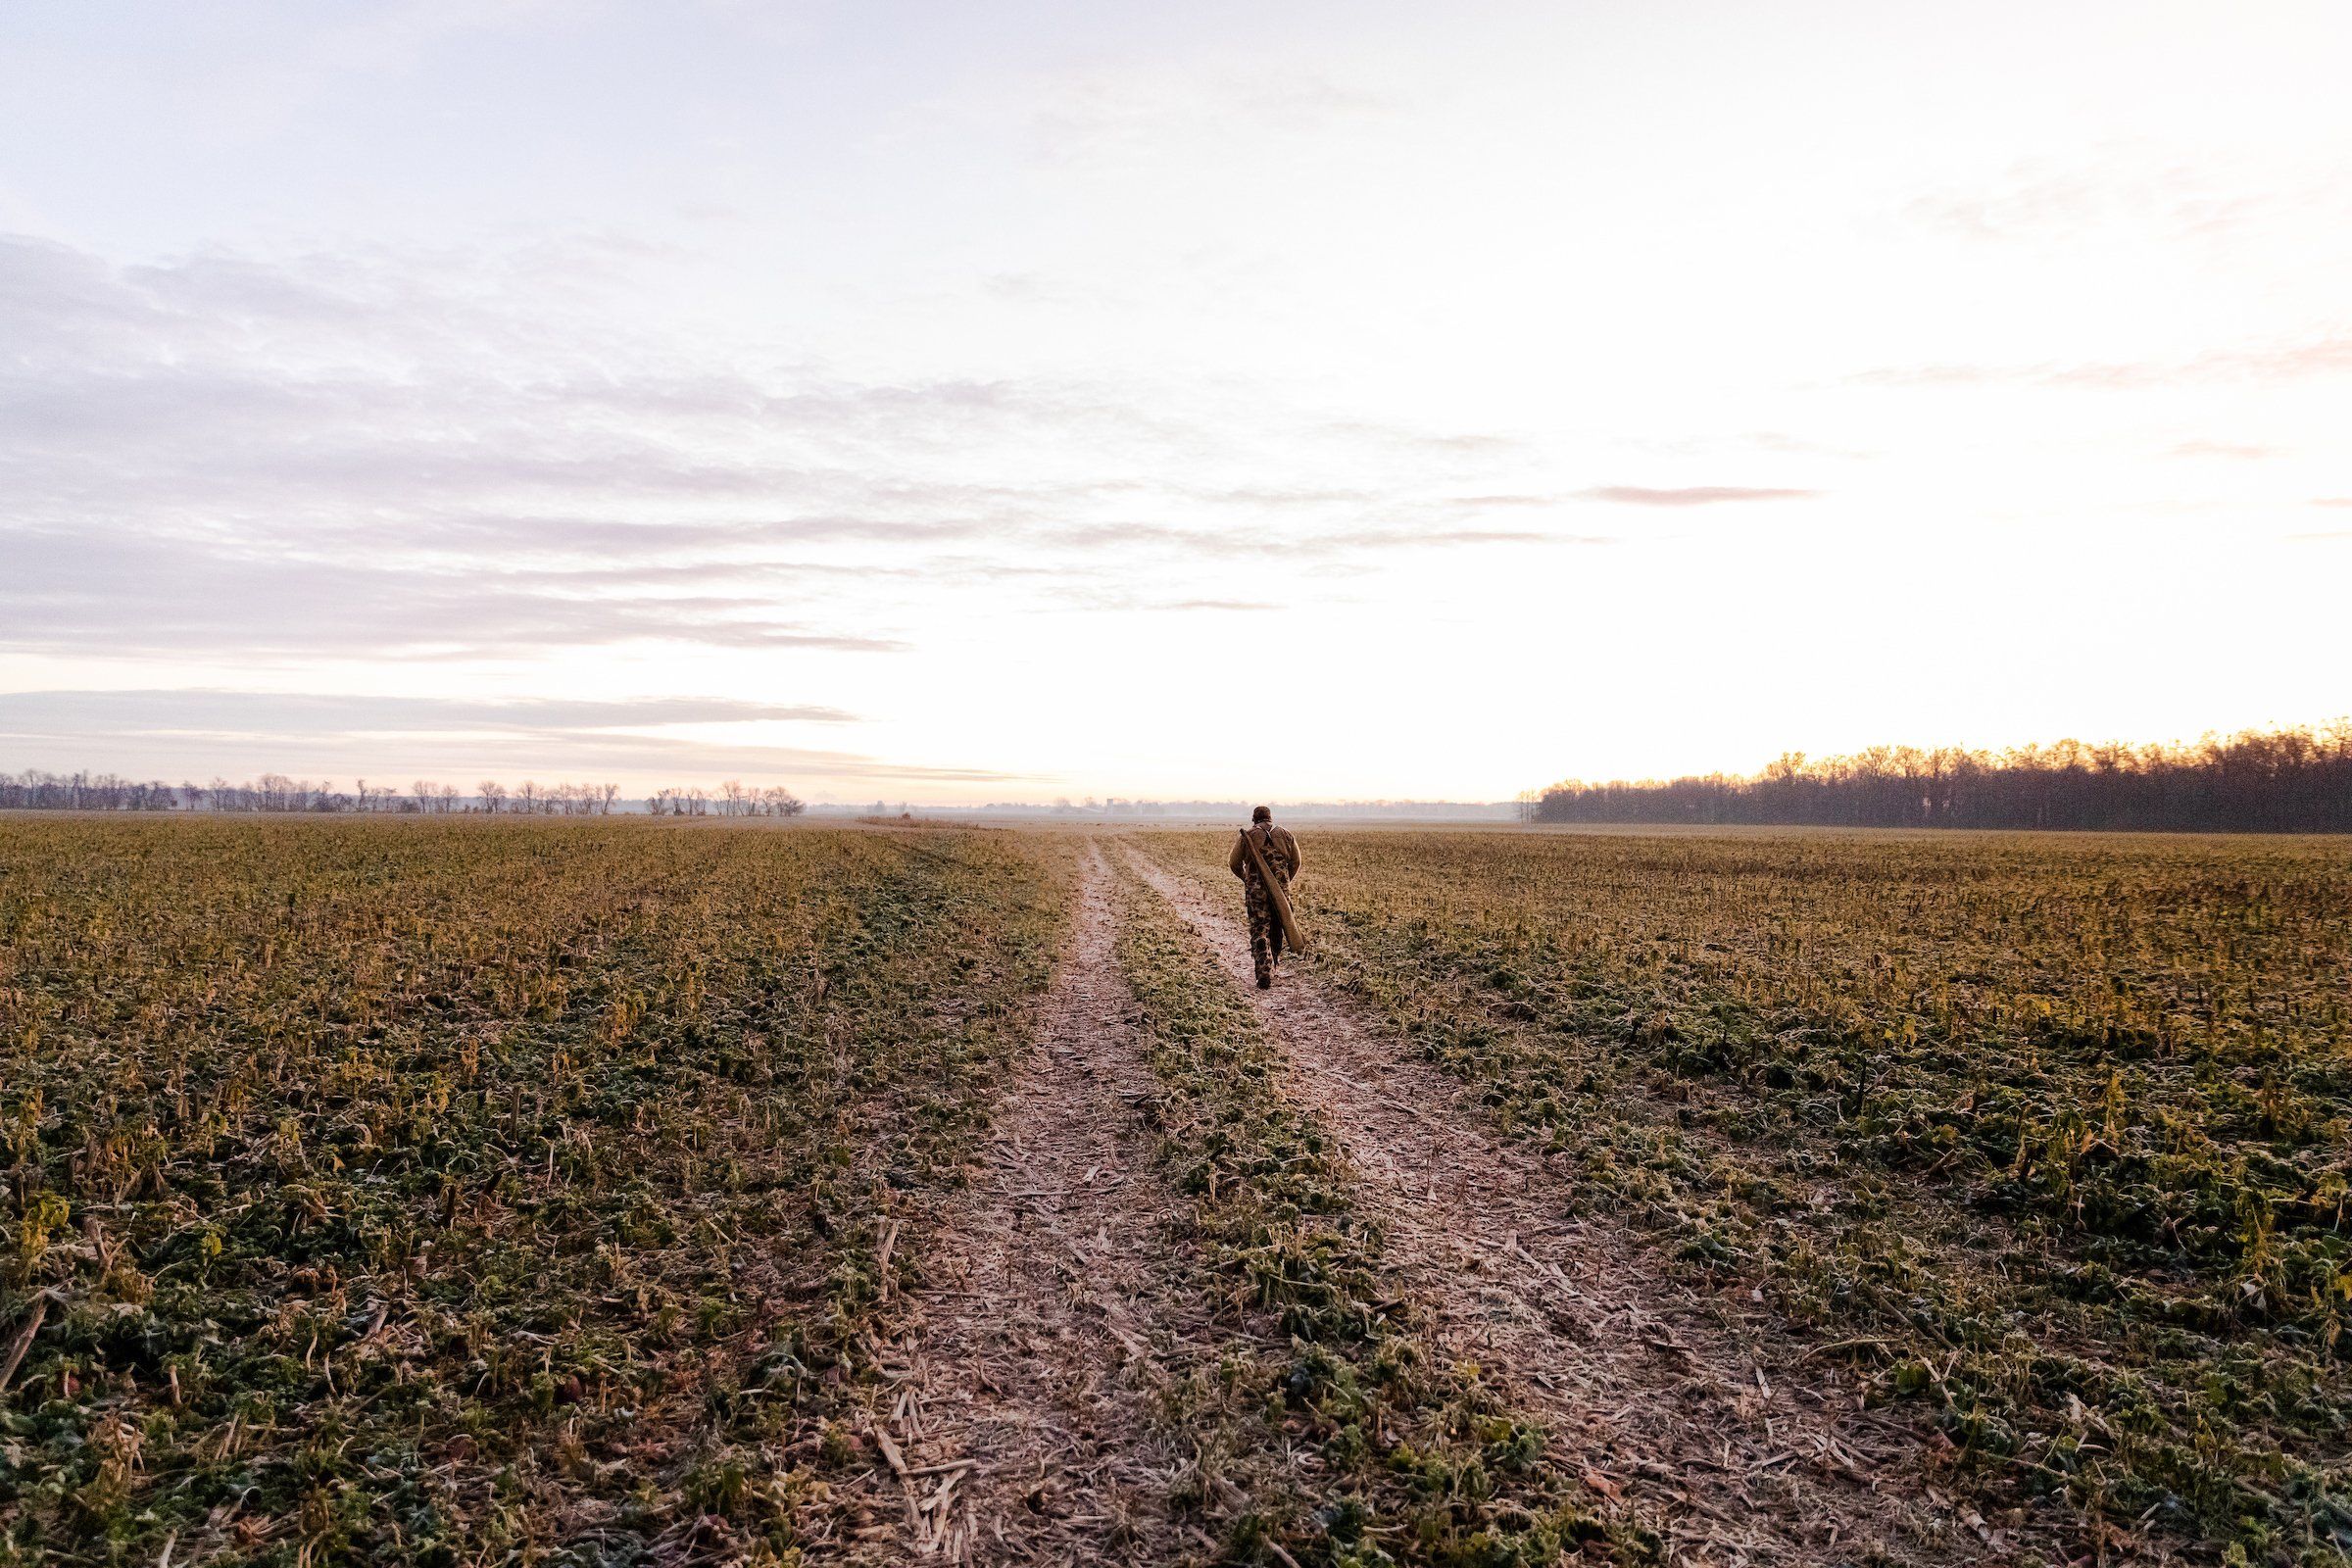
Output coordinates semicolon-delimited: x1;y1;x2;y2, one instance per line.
478;780;507;813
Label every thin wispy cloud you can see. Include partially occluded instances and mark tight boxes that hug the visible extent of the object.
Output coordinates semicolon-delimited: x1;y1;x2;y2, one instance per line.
0;529;911;660
1903;157;2278;245
0;691;858;738
1857;332;2352;393
1038;521;1601;558
0;690;1030;790
2173;441;2275;460
0;230;1601;682
1580;486;1817;507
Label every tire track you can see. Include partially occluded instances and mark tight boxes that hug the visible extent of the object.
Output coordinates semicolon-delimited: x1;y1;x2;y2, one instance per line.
847;846;1207;1565
1123;844;2002;1567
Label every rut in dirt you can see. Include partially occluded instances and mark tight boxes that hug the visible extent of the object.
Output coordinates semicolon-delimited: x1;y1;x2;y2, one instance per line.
840;846;1207;1566
1121;844;2011;1568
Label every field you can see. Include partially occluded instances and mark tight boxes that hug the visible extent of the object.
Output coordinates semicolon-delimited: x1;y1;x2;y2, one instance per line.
6;815;2349;1567
1144;827;2352;1563
0;817;1067;1565
1103;857;1641;1565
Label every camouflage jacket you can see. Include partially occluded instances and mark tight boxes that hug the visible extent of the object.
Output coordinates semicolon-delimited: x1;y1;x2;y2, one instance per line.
1228;823;1301;885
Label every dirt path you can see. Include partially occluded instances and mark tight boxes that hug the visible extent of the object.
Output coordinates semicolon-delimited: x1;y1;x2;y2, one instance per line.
843;847;1207;1565
1122;846;2002;1568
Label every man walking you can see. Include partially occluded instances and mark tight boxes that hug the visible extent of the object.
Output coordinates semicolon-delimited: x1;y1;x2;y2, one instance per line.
1228;805;1301;988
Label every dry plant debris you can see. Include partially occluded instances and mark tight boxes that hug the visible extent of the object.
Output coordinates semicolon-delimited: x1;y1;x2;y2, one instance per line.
1127;845;1984;1566
1107;853;1648;1567
12;812;2347;1568
841;848;1211;1564
0;817;1065;1566
1138;827;2352;1567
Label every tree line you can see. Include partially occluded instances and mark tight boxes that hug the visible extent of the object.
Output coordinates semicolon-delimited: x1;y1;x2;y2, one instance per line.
0;770;803;818
648;782;807;816
1533;722;2352;833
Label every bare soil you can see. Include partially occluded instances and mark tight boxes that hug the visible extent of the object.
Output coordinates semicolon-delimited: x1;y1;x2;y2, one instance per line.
840;849;1211;1565
1122;845;2028;1568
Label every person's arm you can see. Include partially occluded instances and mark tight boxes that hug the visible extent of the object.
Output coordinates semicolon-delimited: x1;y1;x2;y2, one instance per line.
1281;829;1302;882
1229;832;1248;878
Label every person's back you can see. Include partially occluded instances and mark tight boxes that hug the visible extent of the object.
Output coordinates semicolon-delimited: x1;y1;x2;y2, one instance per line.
1228;805;1301;986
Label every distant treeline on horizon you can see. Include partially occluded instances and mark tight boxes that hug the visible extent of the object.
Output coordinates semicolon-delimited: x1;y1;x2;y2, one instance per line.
0;774;1518;821
1535;723;2352;833
0;773;804;817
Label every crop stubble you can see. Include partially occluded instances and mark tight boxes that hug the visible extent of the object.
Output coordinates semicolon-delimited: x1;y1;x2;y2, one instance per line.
1;817;1065;1566
1123;845;1983;1565
11;814;2346;1568
843;845;1208;1564
1139;826;2352;1566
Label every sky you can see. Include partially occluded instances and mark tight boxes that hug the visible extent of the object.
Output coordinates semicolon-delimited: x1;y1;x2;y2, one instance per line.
2;0;2348;803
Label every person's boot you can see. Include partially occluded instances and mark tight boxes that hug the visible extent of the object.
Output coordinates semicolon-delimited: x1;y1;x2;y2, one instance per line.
1256;970;1273;990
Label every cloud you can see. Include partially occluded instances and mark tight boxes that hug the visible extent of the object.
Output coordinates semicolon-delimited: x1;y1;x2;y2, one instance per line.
2173;441;2274;460
1859;332;2352;392
2047;336;2352;389
1903;159;2272;246
2311;498;2352;509
1018;65;1402;170
1746;431;1877;460
0;527;909;659
1851;363;1994;388
1039;521;1600;558
1197;485;1373;508
1579;486;1816;507
0;231;1600;668
0;689;1034;790
0;690;858;740
1322;421;1518;454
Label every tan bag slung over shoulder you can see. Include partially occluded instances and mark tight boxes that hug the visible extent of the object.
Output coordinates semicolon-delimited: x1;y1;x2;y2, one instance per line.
1236;826;1308;954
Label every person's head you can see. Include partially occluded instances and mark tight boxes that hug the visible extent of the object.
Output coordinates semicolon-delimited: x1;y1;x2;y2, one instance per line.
1251;805;1272;823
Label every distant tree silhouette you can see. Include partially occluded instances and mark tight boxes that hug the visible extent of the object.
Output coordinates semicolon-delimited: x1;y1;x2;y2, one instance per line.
0;771;178;810
3;768;802;819
1534;722;2352;833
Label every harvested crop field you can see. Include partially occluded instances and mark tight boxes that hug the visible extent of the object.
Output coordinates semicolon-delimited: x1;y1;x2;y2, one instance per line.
1143;827;2352;1565
0;818;1068;1565
5;815;2348;1568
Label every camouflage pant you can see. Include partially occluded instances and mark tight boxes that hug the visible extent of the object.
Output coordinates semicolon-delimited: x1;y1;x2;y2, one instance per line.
1245;877;1287;983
